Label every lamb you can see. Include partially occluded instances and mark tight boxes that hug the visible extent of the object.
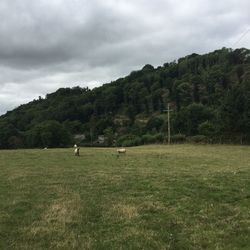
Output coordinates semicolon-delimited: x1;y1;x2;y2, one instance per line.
117;148;126;154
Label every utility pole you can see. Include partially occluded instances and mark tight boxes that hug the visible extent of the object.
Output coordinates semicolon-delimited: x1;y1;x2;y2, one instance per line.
167;103;171;144
164;103;173;144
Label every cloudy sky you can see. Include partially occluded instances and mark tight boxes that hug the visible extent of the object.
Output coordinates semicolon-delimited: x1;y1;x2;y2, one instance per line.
0;0;249;115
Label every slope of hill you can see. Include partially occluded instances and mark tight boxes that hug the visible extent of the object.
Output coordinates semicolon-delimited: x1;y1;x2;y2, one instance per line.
0;47;250;148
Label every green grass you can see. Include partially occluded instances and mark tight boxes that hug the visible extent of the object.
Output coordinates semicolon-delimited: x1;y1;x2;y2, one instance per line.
0;145;250;249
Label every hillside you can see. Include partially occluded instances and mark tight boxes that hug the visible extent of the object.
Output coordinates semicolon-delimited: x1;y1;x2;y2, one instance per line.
0;47;250;148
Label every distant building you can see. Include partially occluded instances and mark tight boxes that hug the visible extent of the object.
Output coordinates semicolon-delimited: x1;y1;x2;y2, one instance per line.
97;135;105;144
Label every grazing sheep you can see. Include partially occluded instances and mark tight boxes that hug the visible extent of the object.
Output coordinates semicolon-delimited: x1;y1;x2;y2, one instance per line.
117;148;126;154
74;147;80;156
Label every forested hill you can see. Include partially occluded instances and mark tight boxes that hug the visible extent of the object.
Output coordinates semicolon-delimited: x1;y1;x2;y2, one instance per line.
1;47;250;148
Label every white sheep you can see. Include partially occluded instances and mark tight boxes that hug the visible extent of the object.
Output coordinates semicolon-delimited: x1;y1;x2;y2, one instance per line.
117;148;126;154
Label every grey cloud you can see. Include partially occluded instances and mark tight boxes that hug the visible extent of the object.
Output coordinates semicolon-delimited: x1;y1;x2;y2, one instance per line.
0;0;250;114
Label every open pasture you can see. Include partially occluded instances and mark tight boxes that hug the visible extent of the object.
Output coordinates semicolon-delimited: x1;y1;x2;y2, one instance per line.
0;145;250;249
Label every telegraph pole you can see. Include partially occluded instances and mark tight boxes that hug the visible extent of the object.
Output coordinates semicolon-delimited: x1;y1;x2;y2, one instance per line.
164;103;173;144
167;103;171;144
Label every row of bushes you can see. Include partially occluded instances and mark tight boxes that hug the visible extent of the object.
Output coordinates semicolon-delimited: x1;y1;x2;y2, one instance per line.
115;134;250;147
116;133;187;147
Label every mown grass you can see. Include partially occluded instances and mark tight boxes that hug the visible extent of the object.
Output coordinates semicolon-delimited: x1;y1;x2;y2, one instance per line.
0;145;249;249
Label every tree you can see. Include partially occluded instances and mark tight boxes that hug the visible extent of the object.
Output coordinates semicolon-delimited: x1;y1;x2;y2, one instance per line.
221;85;250;142
176;82;193;106
0;121;18;148
198;121;216;137
104;127;114;146
174;104;213;135
26;120;71;148
146;116;164;133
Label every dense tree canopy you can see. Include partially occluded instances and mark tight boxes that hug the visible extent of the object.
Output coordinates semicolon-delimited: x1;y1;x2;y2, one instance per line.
1;47;250;148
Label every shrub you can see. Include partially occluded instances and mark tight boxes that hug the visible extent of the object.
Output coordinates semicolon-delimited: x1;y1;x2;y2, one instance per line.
198;121;216;137
117;134;142;147
171;134;186;143
142;134;156;144
121;137;142;147
187;135;208;144
142;133;164;144
155;133;164;142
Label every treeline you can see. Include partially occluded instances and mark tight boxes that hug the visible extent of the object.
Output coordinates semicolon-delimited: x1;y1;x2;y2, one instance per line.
0;47;250;148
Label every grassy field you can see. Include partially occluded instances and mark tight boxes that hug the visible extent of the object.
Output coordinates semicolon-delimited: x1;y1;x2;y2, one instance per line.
0;145;249;250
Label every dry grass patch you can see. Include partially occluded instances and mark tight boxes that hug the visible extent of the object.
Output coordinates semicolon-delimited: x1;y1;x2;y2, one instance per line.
22;189;81;249
7;170;28;181
30;193;80;235
111;203;139;220
140;200;167;213
120;226;167;250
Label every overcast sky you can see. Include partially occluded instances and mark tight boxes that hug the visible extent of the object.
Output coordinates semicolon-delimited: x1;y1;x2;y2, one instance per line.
0;0;249;115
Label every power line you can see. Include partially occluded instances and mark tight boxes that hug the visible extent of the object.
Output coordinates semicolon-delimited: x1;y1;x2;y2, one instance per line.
232;28;250;47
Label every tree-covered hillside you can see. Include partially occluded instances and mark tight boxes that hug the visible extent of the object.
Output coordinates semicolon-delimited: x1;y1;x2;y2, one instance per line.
1;47;250;148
